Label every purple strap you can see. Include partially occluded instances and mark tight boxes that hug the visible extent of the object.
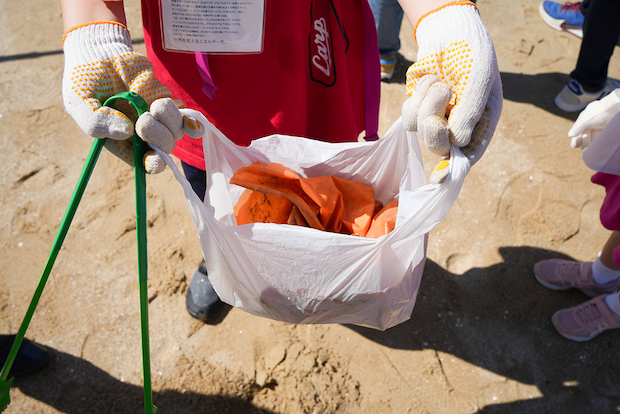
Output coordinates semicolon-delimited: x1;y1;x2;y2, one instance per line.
362;0;381;141
195;51;218;99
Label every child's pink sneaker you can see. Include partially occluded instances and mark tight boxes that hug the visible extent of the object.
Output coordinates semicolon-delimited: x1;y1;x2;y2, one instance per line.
552;294;620;342
533;259;619;297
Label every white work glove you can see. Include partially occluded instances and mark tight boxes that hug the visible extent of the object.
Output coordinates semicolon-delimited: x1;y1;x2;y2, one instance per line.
568;89;620;149
62;22;204;174
402;2;503;184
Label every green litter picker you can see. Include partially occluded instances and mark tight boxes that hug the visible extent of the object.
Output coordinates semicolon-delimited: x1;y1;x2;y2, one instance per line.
0;91;157;414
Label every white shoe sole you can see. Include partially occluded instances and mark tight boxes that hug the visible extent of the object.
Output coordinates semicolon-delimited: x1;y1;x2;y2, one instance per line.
538;2;583;38
565;27;583;38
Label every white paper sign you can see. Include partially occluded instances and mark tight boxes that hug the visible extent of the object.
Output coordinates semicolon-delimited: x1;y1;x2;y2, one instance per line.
160;0;265;53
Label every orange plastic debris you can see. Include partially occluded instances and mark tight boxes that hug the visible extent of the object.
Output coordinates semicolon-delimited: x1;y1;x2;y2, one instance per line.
332;176;375;237
231;162;395;238
287;205;309;227
298;176;376;236
234;189;293;225
299;177;345;232
241;162;302;180
373;200;384;216
231;163;324;230
366;200;399;238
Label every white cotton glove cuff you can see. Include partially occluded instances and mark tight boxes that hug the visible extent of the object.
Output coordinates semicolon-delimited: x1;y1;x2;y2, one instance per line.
568;89;620;149
413;2;499;148
62;22;136;140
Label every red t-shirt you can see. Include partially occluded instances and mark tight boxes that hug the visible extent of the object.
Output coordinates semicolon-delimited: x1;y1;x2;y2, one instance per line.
141;0;377;169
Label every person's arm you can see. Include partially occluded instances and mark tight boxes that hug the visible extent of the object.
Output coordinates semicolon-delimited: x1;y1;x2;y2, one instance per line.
398;0;454;30
59;0;126;31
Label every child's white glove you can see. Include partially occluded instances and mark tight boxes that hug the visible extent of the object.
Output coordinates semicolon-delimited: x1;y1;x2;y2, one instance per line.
62;22;204;174
402;2;503;184
568;89;620;149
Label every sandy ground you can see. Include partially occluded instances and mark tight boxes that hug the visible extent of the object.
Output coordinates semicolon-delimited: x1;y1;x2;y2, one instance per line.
2;0;620;413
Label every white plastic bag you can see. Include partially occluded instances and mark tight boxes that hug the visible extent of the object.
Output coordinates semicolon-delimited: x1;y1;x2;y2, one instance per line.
157;109;469;330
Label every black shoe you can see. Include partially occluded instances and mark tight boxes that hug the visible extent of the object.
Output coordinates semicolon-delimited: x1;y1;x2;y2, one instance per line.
186;260;224;322
0;335;50;377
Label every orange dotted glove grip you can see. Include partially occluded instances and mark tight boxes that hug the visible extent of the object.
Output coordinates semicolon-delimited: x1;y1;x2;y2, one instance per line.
402;2;503;183
62;22;204;174
62;22;180;140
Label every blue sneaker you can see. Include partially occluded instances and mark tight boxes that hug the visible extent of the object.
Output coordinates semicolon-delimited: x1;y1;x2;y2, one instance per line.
380;54;397;81
539;1;584;38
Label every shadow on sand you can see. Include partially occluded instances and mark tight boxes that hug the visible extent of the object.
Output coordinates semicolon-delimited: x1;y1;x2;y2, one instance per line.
12;346;274;414
346;246;620;413
500;72;582;121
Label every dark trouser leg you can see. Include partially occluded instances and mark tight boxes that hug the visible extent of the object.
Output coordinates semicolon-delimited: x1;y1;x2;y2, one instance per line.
181;161;207;203
369;0;404;58
571;0;620;91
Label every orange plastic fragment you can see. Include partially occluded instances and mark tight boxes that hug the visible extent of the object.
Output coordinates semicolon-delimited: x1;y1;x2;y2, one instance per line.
373;200;384;217
230;163;324;230
234;189;293;225
287;205;309;227
242;162;301;180
366;200;399;238
231;162;396;237
332;176;376;237
299;177;345;232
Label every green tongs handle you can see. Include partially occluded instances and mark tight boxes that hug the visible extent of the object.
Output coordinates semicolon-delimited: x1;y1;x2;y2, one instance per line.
0;91;157;414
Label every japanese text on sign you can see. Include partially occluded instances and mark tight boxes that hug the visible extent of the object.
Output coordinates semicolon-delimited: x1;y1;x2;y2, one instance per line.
161;0;265;53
